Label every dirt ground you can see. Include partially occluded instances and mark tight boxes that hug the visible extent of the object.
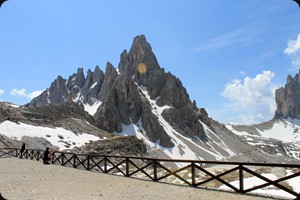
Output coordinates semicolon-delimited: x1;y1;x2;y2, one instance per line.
0;158;275;200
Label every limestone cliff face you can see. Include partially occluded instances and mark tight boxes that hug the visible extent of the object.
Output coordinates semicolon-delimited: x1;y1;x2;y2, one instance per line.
81;66;104;104
274;71;300;119
29;35;207;148
98;62;118;101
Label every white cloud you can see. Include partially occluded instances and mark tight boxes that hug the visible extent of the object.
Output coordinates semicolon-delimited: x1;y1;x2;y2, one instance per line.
240;71;246;76
284;34;300;67
10;89;42;99
192;28;261;52
0;89;4;95
221;71;279;125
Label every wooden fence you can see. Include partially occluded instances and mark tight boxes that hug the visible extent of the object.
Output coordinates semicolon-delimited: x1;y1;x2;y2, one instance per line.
1;148;300;199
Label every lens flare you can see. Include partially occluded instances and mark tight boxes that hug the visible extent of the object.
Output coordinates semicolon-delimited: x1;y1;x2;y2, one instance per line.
137;63;147;74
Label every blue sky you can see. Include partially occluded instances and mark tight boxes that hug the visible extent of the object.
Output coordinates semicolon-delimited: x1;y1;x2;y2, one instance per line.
0;0;300;125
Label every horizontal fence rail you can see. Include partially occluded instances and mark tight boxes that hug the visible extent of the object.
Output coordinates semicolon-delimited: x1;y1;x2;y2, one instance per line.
1;148;300;199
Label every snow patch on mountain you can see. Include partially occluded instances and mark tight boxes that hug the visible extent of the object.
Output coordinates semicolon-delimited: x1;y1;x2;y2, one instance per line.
227;118;300;143
226;119;300;160
83;101;102;116
0;120;100;150
257;118;300;142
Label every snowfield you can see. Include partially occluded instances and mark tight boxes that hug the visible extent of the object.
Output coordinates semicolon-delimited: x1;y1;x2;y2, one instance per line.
0;120;100;150
227;118;300;143
226;118;300;160
257;119;300;143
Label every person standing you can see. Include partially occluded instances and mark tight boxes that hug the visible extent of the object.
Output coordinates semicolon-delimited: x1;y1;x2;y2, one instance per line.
20;143;25;159
43;148;51;164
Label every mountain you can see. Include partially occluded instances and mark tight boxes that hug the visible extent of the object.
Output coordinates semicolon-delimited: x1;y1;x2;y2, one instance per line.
1;35;299;163
228;71;300;162
28;35;207;148
274;70;300;119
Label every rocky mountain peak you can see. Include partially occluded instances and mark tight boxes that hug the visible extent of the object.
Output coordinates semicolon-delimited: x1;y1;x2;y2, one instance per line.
29;35;207;148
126;35;160;77
274;70;300;119
81;66;105;105
67;68;86;100
98;62;118;101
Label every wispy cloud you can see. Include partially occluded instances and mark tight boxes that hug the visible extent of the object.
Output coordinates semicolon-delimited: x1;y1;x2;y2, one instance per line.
284;33;300;68
221;71;279;125
10;89;42;100
192;29;260;52
0;89;4;95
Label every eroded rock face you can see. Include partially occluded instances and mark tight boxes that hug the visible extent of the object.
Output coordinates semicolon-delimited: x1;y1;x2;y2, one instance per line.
29;66;105;108
81;66;104;105
29;35;207;148
77;136;147;156
161;107;206;140
197;108;211;127
275;71;300;119
98;62;118;101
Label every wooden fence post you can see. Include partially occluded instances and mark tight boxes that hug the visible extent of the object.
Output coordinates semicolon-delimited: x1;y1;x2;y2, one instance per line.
126;158;129;177
86;155;90;170
239;164;244;193
61;153;64;165
37;150;41;161
153;160;158;181
191;162;196;186
73;154;76;168
104;156;108;173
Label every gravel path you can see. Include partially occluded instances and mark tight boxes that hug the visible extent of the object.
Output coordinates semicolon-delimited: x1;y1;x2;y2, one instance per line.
0;158;274;200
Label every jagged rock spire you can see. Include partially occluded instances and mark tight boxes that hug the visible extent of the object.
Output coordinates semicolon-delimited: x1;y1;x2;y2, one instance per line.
275;70;300;119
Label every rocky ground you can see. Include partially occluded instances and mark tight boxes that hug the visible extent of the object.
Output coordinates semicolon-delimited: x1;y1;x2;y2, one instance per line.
74;135;148;156
0;158;274;200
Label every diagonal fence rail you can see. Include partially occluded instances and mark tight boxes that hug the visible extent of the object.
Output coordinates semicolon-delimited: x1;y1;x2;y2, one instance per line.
1;148;300;199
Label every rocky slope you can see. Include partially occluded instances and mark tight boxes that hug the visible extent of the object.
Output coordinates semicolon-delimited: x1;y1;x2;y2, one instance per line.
76;136;147;156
